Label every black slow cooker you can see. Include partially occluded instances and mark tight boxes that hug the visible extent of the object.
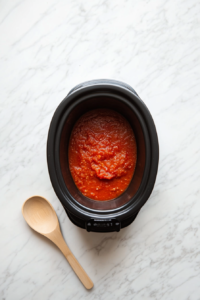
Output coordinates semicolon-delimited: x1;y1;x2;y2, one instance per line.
47;79;159;232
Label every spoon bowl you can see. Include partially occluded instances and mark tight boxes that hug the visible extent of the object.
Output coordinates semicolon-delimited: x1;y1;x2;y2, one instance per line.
22;196;58;234
22;196;93;290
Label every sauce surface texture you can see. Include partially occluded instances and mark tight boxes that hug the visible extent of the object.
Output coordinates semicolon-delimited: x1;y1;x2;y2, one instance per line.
68;109;137;201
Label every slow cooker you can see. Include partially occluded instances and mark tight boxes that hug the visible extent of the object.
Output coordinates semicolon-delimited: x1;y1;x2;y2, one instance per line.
47;79;159;232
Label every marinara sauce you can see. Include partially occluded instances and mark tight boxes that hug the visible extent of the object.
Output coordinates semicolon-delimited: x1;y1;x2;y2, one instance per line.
68;109;137;201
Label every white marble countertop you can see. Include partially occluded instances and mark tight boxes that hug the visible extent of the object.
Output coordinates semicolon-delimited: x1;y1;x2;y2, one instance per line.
1;0;200;299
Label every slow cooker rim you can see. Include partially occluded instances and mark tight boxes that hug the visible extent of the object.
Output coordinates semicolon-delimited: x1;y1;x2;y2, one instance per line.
55;92;151;214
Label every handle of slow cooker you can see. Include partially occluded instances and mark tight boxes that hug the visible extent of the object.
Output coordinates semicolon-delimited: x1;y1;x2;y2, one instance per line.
67;79;140;98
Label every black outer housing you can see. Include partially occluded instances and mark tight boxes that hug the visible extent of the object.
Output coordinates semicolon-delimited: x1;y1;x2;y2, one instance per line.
47;79;159;232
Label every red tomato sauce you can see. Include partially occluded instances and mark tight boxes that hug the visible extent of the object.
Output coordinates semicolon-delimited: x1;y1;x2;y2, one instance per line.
68;109;137;201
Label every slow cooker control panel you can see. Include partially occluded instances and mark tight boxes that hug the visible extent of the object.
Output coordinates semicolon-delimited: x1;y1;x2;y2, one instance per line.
85;219;121;232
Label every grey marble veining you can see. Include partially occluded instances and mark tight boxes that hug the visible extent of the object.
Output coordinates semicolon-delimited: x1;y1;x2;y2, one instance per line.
1;0;200;299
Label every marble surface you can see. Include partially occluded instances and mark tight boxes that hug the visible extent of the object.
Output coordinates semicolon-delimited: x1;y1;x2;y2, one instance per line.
1;0;200;299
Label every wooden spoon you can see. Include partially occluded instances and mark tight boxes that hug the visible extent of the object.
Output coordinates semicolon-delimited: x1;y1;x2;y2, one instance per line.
22;196;93;290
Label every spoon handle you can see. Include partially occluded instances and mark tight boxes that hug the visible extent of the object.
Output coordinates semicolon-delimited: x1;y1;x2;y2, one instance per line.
66;251;93;290
50;232;93;290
